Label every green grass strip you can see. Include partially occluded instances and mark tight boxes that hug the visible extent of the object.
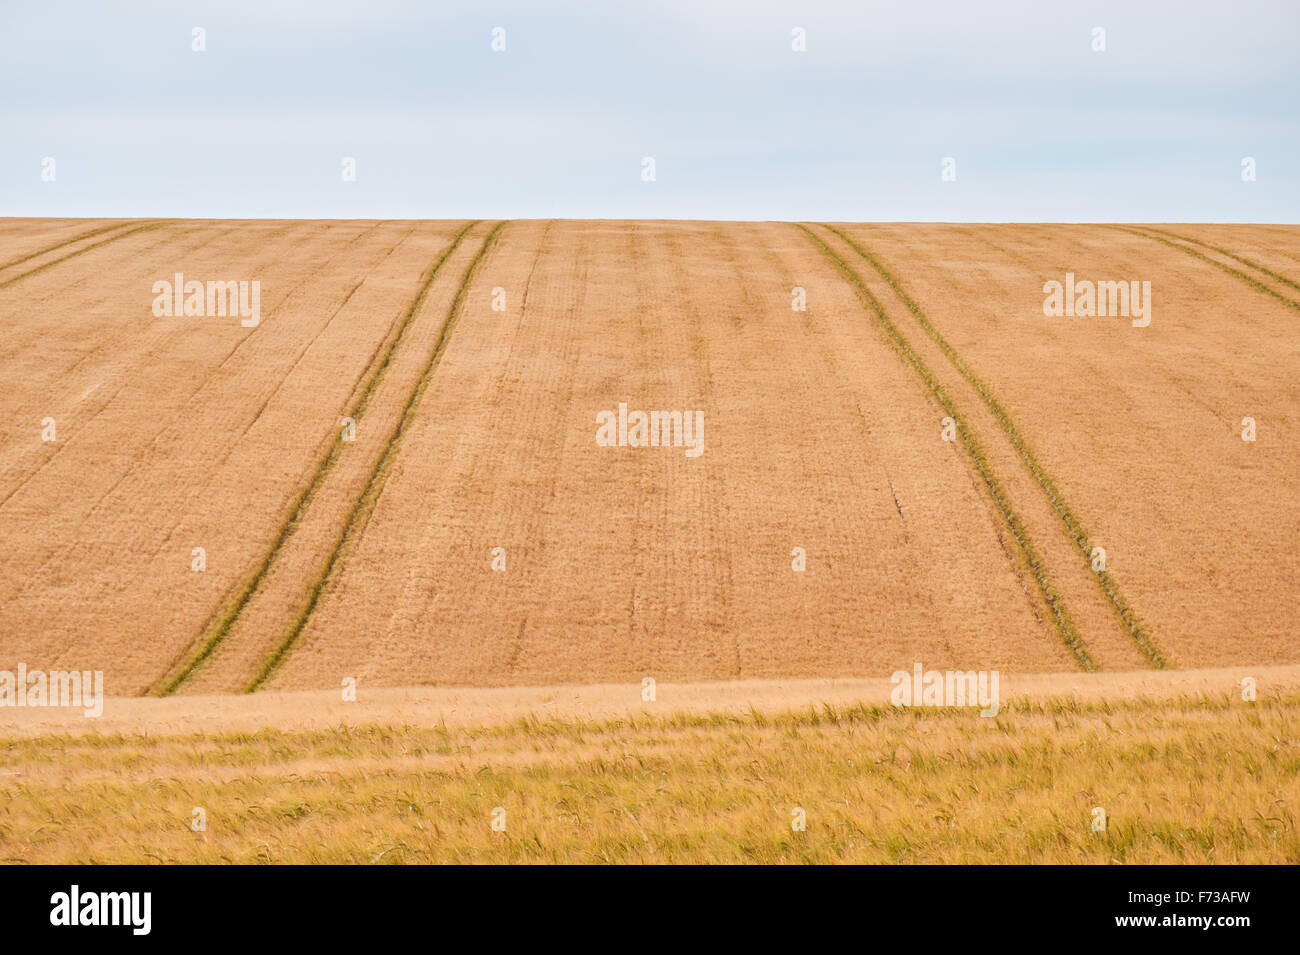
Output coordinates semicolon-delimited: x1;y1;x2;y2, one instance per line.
246;221;509;692
817;224;1169;669
797;225;1097;672
154;221;481;695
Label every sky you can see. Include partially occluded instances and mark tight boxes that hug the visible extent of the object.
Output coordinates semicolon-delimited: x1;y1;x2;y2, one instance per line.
1;0;1296;221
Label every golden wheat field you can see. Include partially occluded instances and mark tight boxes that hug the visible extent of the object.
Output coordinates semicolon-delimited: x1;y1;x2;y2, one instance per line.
1;218;1297;863
2;674;1298;864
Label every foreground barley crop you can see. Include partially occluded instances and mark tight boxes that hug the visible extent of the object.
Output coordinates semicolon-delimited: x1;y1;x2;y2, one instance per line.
2;690;1295;864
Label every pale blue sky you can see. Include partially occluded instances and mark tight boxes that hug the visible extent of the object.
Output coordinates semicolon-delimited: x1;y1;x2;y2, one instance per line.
1;0;1296;221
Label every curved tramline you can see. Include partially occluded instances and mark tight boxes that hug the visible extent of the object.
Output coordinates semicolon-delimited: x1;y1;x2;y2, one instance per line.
0;222;388;677
797;224;1097;671
811;224;1169;670
0;221;174;290
0;220;140;274
1138;228;1300;293
154;221;485;694
245;221;508;691
1119;226;1300;311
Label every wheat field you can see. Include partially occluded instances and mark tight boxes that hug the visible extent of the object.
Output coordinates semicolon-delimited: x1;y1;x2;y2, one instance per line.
1;218;1297;863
